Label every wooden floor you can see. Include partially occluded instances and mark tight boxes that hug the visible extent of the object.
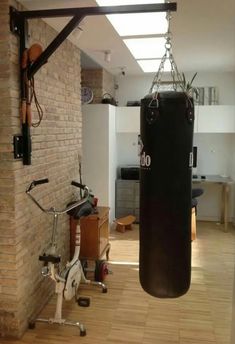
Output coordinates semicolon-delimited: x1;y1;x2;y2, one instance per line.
3;221;235;344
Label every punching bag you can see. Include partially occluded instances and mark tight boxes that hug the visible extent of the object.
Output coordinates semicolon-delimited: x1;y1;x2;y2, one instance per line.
139;91;194;298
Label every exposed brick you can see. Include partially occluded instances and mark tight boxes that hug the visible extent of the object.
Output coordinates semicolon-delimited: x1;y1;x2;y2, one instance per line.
81;68;115;104
0;0;82;338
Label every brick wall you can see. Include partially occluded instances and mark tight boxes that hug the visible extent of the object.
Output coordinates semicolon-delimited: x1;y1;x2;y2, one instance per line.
103;68;115;99
0;0;82;338
81;69;103;103
81;68;115;104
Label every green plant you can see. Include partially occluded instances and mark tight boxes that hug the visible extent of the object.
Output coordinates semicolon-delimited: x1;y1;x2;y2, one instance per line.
180;72;199;99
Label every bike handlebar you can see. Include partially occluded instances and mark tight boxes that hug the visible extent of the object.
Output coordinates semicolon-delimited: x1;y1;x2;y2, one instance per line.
34;178;49;185
26;179;90;215
26;178;49;193
71;181;86;190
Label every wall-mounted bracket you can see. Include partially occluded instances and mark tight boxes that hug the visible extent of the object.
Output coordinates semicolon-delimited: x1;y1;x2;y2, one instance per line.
9;6;22;35
9;2;177;165
13;135;23;159
13;130;32;161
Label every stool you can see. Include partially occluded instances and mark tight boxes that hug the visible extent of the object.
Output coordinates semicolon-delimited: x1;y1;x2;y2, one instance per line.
115;215;136;233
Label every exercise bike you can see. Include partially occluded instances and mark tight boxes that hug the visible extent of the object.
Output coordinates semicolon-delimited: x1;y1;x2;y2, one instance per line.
26;178;107;336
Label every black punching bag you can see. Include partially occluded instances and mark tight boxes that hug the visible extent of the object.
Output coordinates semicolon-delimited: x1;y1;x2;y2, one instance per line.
139;91;194;298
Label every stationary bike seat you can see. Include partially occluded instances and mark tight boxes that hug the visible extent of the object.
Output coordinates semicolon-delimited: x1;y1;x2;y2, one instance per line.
39;254;61;264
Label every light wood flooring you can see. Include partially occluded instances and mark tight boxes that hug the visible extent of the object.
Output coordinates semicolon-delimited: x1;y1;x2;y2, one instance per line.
2;221;235;344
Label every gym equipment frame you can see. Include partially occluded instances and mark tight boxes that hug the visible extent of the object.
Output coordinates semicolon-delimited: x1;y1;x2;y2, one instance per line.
26;179;107;335
9;2;176;165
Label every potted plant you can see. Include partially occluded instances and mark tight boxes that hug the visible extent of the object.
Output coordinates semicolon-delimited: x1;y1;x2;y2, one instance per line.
180;72;199;100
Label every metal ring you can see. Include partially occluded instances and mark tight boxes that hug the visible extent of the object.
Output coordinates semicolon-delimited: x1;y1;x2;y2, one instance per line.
148;97;159;109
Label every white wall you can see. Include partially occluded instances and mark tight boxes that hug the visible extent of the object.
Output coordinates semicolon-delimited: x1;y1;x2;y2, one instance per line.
82;105;109;202
116;133;139;167
115;72;235;106
82;104;116;221
193;133;233;176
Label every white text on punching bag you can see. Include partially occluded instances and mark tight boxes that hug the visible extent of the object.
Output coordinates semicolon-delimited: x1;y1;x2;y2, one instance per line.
140;151;151;167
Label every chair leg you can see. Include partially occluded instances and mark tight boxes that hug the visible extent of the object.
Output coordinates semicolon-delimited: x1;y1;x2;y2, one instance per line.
116;224;125;233
191;207;196;241
125;224;133;230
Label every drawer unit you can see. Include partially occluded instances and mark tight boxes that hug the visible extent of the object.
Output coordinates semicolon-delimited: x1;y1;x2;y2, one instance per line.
79;206;110;260
115;179;140;222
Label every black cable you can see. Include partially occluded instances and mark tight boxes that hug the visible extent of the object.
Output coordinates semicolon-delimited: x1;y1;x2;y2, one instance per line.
29;77;44;127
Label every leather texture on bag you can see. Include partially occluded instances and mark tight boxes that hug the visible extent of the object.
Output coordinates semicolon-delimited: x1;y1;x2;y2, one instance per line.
139;91;194;298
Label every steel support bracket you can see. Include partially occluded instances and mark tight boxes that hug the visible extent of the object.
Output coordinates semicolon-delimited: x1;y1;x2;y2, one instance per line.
9;2;177;165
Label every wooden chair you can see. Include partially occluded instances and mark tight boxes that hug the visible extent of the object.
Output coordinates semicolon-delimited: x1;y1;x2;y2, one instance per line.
191;207;196;241
191;188;204;241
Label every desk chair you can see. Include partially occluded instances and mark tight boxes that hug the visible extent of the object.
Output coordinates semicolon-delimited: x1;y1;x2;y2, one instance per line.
191;188;204;241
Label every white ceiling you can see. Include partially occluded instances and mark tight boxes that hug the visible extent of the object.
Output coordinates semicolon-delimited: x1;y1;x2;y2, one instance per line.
20;0;235;76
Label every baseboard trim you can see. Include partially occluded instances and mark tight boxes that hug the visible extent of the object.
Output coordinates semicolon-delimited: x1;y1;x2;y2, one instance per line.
197;216;234;222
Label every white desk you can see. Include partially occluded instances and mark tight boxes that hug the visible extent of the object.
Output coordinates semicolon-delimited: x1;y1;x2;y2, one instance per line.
192;175;234;232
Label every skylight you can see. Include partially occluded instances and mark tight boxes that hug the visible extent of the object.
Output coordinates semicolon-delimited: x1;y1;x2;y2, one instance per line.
107;13;167;36
96;0;169;73
96;0;167;36
96;0;164;6
123;37;166;59
137;59;171;73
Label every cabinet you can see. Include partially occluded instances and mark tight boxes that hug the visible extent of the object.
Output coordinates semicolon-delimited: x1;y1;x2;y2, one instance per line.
79;207;110;260
82;104;116;221
116;106;140;133
115;179;139;222
197;105;235;133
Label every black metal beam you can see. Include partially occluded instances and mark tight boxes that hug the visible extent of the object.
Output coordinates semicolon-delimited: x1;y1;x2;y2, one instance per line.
26;3;176;79
28;15;84;79
18;14;31;165
20;3;177;19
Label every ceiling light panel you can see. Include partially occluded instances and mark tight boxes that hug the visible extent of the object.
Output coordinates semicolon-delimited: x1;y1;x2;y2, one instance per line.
96;0;164;5
96;0;167;36
108;13;167;36
137;59;171;73
124;37;166;59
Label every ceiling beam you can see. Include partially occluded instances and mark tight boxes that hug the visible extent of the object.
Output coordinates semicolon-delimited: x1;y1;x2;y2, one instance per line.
20;3;177;19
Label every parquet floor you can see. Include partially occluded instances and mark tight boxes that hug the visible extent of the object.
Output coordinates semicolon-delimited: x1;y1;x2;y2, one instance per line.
2;222;235;344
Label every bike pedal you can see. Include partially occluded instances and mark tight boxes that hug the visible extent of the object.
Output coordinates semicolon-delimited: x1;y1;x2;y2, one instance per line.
77;297;90;307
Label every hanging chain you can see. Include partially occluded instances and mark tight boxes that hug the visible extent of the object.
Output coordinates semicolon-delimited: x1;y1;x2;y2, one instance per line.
149;5;183;98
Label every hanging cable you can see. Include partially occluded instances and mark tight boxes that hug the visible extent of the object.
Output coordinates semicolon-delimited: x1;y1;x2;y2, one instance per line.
29;77;44;127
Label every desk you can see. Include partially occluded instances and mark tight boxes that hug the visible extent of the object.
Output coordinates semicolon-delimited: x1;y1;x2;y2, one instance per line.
192;175;234;232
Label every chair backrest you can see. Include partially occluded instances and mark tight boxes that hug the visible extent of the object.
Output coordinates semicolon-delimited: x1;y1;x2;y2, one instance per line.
192;188;204;199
